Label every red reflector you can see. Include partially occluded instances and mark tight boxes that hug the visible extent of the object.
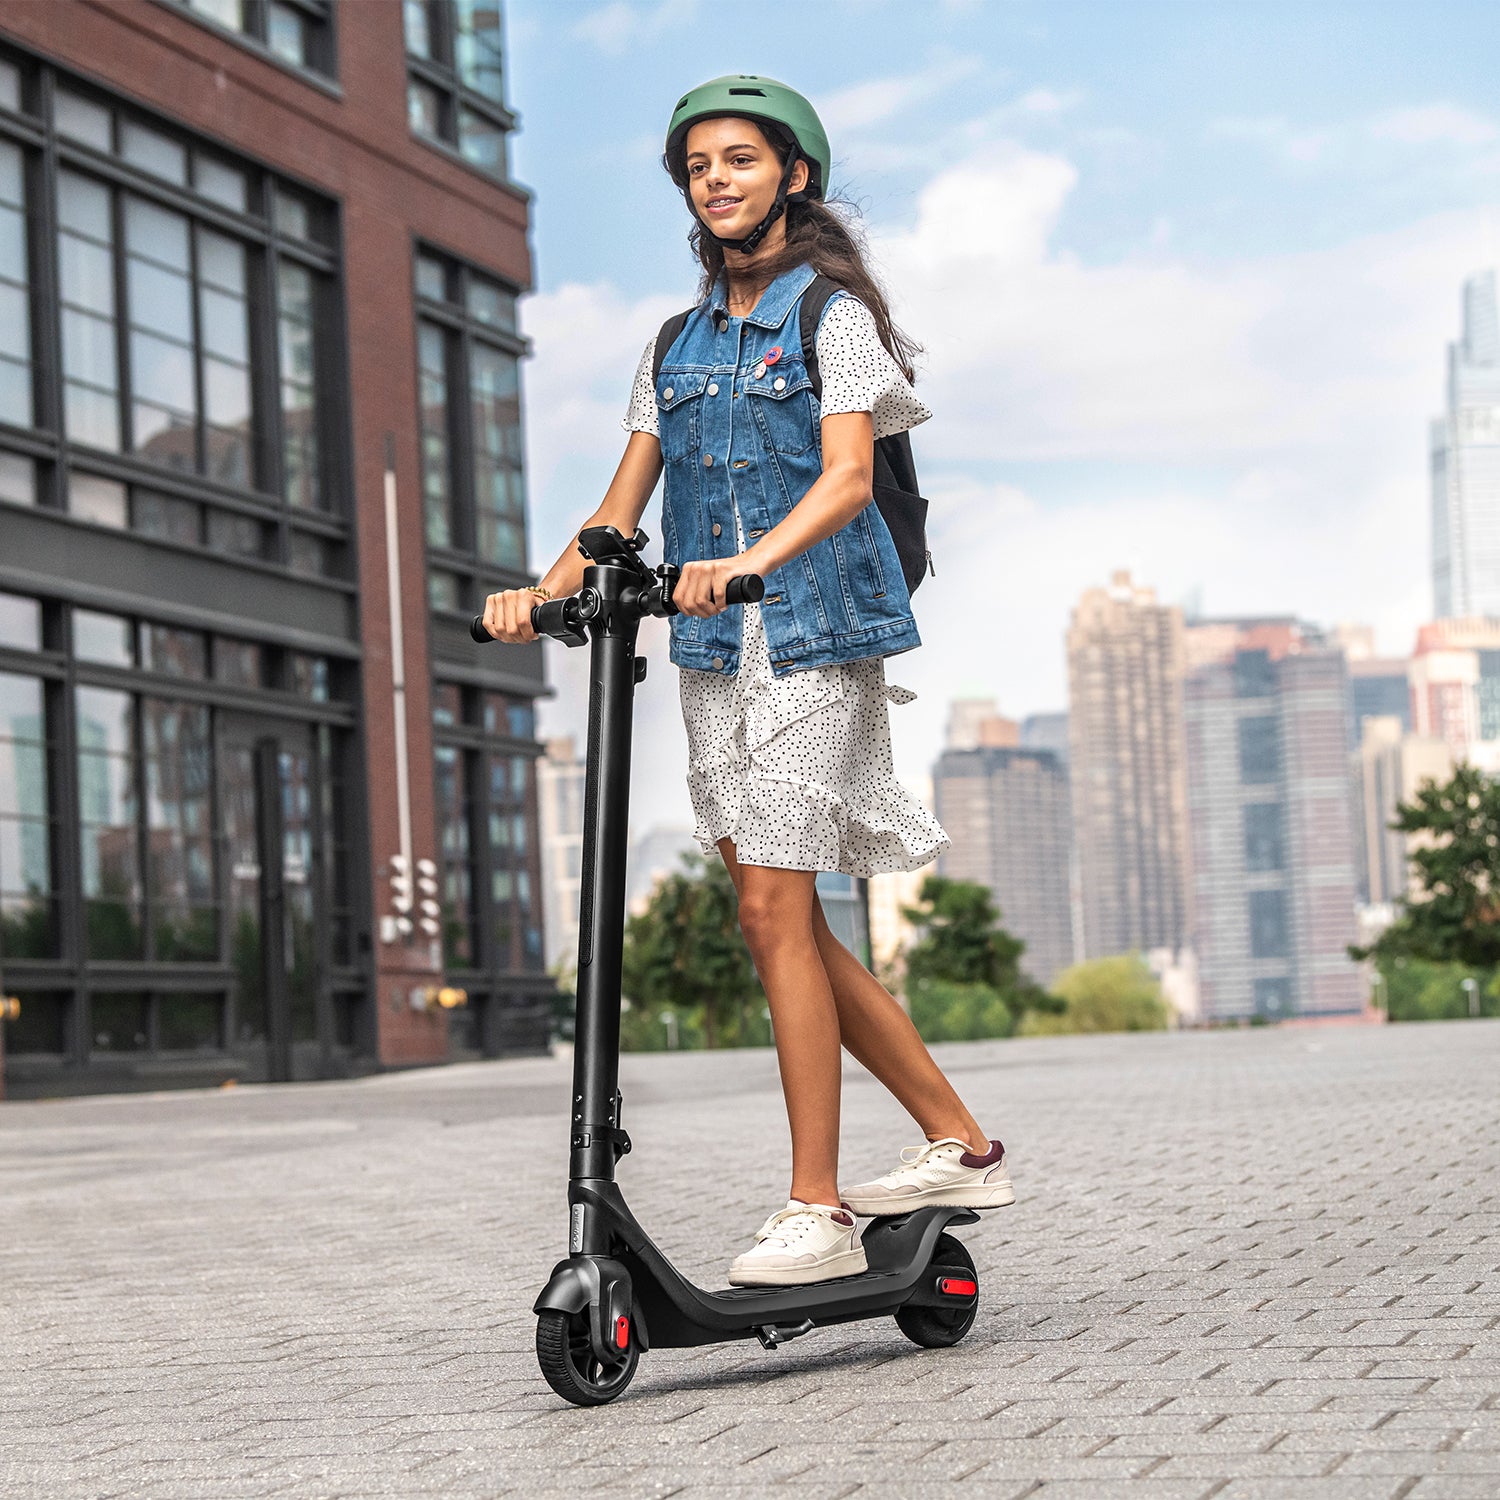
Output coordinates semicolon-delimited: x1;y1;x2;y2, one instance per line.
615;1315;630;1348
938;1277;977;1296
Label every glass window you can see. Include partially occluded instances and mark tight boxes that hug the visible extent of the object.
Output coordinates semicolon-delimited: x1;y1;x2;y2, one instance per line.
432;681;462;727
408;79;442;139
193;154;247;212
1243;802;1285;872
1248;888;1289;959
288;529;331;576
415;254;447;302
91;992;150;1051
158;992;225;1051
120;121;187;186
144;698;216;960
213;636;264;688
0;141;31;428
1237;715;1280;785
467;274;516;332
0;59;20;114
484;693;533;738
1254;976;1293;1018
289;652;329;701
3;991;69;1054
274;188;311;242
277;259;320;508
55;89;111;151
428;568;460;611
1234;649;1276;698
434;743;472;965
404;0;434;58
459;107;505;175
205;508;267;559
141;624;207;677
453;0;505;105
74;609;133;666
0;593;41;650
470;341;524;567
267;2;309;67
58;171;120;452
418;320;451;547
189;0;244;27
0;670;54;958
75;684;142;959
134;488;202;544
70;473;128;527
0;450;35;505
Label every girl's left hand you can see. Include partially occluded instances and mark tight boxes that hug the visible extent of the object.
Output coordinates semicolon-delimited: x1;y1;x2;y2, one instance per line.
675;556;753;617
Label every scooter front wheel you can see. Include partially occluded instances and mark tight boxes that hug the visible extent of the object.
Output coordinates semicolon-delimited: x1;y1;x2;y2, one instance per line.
895;1232;979;1348
536;1309;639;1406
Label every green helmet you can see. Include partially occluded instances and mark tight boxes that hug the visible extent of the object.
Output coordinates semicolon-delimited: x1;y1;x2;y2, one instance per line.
666;74;831;200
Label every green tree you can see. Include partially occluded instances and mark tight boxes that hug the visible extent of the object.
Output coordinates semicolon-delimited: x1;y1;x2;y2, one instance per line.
619;854;765;1050
1352;764;1500;969
1018;952;1170;1036
901;876;1055;1040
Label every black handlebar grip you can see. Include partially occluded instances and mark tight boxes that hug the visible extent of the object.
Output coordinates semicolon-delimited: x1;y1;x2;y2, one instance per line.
470;606;547;643
724;575;765;605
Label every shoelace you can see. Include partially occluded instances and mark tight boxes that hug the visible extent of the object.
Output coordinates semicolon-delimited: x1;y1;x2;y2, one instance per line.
754;1205;842;1245
897;1136;971;1167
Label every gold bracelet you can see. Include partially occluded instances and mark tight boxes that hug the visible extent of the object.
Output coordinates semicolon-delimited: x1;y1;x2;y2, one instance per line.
524;584;553;600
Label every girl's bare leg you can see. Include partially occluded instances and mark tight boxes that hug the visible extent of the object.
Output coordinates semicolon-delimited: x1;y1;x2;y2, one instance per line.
718;842;842;1206
719;841;990;1166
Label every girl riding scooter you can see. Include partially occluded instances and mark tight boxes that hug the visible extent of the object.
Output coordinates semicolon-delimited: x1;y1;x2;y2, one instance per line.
483;75;1013;1287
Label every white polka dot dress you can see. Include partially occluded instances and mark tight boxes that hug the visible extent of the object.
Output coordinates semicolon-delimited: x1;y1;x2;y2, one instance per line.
626;292;949;876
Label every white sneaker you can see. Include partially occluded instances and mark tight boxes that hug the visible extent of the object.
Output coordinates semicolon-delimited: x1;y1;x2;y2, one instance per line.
727;1200;868;1286
840;1137;1015;1217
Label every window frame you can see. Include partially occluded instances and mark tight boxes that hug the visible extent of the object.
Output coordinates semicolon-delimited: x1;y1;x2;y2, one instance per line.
404;0;516;183
150;0;341;92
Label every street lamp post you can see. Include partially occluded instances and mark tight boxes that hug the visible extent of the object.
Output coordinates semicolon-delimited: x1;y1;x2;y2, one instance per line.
1462;976;1479;1019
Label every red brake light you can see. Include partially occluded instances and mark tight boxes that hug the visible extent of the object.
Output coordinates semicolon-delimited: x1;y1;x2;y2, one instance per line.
615;1315;630;1348
938;1277;977;1297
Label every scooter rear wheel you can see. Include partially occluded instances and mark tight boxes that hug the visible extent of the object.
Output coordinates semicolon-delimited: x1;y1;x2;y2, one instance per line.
536;1309;639;1406
895;1232;979;1348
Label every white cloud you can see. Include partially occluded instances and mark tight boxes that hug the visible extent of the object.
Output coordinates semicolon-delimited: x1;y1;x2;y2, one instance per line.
567;0;698;56
820;55;985;134
1210;101;1500;172
1368;104;1498;147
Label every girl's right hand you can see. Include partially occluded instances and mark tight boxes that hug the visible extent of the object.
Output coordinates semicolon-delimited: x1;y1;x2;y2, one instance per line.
480;588;542;644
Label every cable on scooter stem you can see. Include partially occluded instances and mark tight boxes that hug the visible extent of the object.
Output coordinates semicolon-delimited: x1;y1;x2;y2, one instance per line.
468;573;764;644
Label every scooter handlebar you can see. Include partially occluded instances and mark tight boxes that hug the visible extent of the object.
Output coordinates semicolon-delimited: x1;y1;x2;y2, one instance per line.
470;574;763;644
723;574;765;606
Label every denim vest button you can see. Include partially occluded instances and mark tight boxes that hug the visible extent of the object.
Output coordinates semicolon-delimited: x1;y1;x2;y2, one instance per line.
717;318;728;333
662;386;674;401
703;453;714;467
712;522;722;537
773;377;786;391
712;657;724;670
707;382;719;396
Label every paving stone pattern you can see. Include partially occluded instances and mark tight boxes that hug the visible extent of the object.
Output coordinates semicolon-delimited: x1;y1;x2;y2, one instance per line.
3;1020;1499;1499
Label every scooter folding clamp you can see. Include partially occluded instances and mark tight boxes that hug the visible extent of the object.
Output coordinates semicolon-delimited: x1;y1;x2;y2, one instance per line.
570;1124;632;1160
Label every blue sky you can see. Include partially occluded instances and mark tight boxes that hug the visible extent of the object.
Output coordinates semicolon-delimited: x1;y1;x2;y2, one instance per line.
503;0;1500;830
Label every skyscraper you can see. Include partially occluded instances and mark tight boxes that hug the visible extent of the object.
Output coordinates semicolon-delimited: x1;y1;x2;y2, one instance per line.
1432;269;1500;619
1183;627;1363;1021
934;742;1074;986
1352;717;1452;906
1067;572;1190;959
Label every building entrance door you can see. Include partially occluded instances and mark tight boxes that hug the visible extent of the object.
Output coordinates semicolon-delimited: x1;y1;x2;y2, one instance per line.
220;715;324;1082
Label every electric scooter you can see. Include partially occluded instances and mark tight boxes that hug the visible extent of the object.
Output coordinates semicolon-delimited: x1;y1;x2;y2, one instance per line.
472;524;982;1406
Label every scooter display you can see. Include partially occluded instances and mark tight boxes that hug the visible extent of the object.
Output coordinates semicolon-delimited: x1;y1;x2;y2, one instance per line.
471;524;982;1406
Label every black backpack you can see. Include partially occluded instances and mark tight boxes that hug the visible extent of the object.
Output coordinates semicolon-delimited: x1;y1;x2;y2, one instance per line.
650;273;932;593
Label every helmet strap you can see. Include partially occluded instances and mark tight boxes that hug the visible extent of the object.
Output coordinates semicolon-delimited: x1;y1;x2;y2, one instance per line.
691;150;804;257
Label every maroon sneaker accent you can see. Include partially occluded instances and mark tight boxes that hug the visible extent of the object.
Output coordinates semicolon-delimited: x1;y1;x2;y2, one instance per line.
831;1210;854;1227
959;1139;1004;1168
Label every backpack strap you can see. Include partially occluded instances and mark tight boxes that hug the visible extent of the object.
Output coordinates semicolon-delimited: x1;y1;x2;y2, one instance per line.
650;307;695;386
797;273;841;401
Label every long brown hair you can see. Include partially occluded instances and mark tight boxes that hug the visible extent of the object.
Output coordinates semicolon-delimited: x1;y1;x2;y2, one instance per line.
663;120;921;382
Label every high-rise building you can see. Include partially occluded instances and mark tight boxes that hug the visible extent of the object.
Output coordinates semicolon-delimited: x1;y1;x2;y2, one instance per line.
1352;716;1453;905
1348;656;1412;746
946;698;1018;750
1067;572;1190;959
537;738;585;971
1020;711;1069;767
934;741;1074;986
1409;617;1500;761
1183;627;1363;1021
0;5;551;1095
1432;269;1500;619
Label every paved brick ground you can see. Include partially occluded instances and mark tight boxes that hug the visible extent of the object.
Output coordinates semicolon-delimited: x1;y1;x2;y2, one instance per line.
3;1020;1499;1500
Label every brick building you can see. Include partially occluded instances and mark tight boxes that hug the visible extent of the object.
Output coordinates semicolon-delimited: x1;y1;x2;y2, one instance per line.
0;1;552;1094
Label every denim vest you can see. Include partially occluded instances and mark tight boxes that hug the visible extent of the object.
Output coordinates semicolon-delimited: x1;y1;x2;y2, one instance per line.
656;263;921;678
